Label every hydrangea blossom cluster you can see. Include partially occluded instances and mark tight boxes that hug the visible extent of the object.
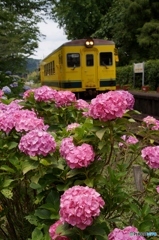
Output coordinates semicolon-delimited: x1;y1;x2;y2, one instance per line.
117;90;135;110
0;111;15;134
23;88;36;99
66;123;80;131
119;135;139;147
2;86;11;94
10;82;18;88
59;137;74;159
49;220;69;240
59;186;105;230
108;226;146;240
0;100;22;113
143;116;159;130
34;86;58;102
18;129;56;156
75;99;89;110
141;146;159;168
60;137;95;168
13;109;48;132
0;101;25;133
23;85;31;91
0;102;8;112
156;186;159;193
55;91;76;107
88;91;128;121
8;100;23;111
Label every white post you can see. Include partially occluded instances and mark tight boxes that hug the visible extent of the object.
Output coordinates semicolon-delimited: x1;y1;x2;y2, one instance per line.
142;62;145;86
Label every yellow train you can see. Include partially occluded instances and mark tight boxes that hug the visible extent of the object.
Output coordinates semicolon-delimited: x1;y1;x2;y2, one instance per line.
40;38;119;97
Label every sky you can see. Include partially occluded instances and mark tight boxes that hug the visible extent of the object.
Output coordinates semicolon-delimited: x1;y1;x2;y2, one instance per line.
30;19;68;60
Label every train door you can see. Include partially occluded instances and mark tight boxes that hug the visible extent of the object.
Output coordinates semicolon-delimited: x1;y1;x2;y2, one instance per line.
98;50;116;90
82;50;98;89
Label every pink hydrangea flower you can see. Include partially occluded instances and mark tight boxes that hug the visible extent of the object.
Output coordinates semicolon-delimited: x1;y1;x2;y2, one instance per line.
0;102;46;134
0;103;8;112
66;123;80;131
59;186;105;230
156;186;159;193
18;129;56;156
55;91;76;107
13;109;48;132
23;88;36;99
0;101;24;133
59;137;75;159
119;135;139;147
117;90;135;110
66;143;95;169
141;146;159;168
88;91;128;121
9;100;23;109
108;226;146;240
75;99;89;110
0;111;15;134
60;137;95;169
34;86;58;102
49;220;69;240
143;116;159;130
0;100;22;113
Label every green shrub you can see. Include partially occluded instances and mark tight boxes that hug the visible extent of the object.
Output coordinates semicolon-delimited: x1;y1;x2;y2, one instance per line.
116;59;159;90
116;65;133;87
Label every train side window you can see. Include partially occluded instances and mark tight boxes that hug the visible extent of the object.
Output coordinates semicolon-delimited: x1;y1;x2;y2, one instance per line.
44;64;49;76
100;52;112;66
50;61;55;74
44;61;55;75
52;61;55;74
67;53;80;67
86;54;94;66
48;62;51;75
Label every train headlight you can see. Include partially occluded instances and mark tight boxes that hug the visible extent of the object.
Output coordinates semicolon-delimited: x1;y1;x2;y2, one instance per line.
85;38;94;48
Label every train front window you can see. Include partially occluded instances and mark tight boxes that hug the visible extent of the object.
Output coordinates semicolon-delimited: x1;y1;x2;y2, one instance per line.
67;53;80;67
86;54;94;66
100;52;112;66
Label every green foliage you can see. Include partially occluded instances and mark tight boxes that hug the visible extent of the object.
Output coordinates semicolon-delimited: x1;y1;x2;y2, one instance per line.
0;91;159;239
0;0;51;72
116;65;133;86
50;0;159;66
116;59;159;89
50;0;112;39
0;72;26;98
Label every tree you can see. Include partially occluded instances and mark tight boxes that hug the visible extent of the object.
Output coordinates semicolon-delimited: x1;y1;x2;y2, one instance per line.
0;10;39;72
102;0;145;65
0;0;51;72
50;0;113;39
137;0;159;59
50;0;159;66
91;0;159;65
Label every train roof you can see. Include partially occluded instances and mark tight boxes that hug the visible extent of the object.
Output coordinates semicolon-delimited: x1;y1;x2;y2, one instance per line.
42;38;115;61
62;38;115;46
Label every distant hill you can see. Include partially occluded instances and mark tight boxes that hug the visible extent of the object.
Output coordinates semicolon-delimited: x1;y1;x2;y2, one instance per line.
26;58;41;72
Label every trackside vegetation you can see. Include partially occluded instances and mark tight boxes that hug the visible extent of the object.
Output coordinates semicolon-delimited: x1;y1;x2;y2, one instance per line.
116;60;159;90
